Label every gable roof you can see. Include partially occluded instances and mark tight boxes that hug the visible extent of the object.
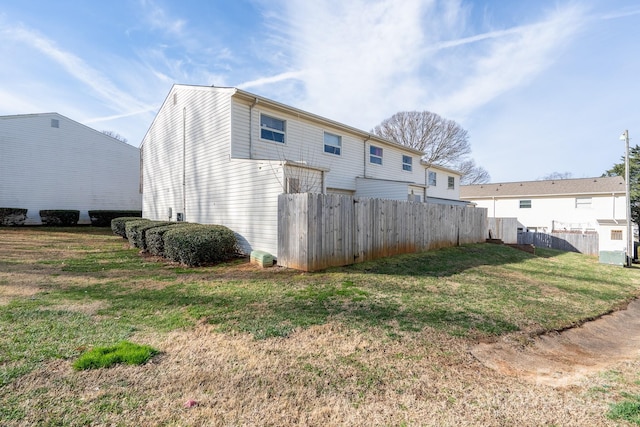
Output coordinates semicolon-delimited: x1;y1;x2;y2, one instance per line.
145;84;461;176
460;176;625;199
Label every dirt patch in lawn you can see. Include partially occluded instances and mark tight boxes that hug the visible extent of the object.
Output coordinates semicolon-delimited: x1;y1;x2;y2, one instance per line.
472;298;640;387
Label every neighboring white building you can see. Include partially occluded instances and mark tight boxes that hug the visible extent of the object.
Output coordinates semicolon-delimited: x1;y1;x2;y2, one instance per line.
141;84;464;256
460;176;631;252
0;113;141;224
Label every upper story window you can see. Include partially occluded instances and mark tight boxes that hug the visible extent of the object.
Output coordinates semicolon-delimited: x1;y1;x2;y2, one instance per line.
575;197;592;208
519;199;532;208
51;119;59;128
428;171;437;186
447;176;455;189
370;145;383;165
323;132;341;155
260;114;286;143
402;155;412;172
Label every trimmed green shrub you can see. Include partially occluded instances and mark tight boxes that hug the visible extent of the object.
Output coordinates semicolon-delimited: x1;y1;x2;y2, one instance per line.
0;208;27;226
134;221;175;250
111;217;146;238
124;219;154;248
39;210;79;226
72;341;159;371
164;224;238;266
146;223;192;257
89;210;142;227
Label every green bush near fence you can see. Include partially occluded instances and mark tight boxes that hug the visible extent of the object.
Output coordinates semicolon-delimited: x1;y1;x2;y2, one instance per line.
124;219;154;248
39;210;80;226
146;223;192;257
132;221;175;250
89;210;142;227
163;224;238;266
111;217;147;238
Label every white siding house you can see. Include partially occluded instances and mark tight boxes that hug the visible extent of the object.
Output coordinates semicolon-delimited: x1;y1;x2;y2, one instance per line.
142;84;464;257
0;113;141;224
460;176;631;253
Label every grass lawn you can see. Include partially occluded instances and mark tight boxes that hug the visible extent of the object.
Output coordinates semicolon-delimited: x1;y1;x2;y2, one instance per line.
1;226;640;426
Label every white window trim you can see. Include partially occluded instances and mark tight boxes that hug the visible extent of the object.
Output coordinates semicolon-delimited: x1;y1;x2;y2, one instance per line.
402;155;413;172
428;171;437;187
575;197;592;208
447;176;455;189
323;131;342;156
369;145;383;165
260;113;286;144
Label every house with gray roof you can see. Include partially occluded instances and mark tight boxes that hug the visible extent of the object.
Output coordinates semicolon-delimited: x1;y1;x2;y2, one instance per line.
460;176;632;255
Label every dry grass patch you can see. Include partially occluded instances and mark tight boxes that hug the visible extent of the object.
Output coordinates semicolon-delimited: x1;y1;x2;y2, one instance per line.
2;322;628;426
2;228;640;425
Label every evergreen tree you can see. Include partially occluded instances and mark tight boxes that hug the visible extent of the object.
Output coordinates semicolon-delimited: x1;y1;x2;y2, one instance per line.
604;144;640;229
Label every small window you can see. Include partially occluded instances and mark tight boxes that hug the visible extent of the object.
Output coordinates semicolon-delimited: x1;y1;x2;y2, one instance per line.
576;197;592;208
611;230;623;240
428;171;437;186
51;119;59;128
260;114;286;143
323;132;341;155
519;200;532;208
447;176;455;189
402;155;412;171
370;145;383;165
286;178;301;194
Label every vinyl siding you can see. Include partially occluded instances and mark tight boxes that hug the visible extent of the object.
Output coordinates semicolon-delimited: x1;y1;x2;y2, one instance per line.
232;100;365;192
0;113;140;224
471;194;626;232
143;86;284;255
355;177;410;200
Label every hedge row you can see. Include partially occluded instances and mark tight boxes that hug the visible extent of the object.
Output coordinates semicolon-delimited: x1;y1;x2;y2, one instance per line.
39;210;80;226
89;210;142;227
0;208;142;227
112;217;238;267
0;208;28;226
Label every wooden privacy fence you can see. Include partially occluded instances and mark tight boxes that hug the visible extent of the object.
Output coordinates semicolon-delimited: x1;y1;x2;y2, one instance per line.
278;193;487;271
517;231;599;256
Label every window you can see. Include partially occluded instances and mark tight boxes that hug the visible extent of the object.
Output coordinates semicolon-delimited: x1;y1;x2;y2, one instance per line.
402;155;412;171
323;132;341;155
260;114;286;143
519;200;532;208
286;178;301;194
447;176;455;189
370;145;383;165
611;230;623;240
51;119;59;128
576;197;592;208
428;171;437;186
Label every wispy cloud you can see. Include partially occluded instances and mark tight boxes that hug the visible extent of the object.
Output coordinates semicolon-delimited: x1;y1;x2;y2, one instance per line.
2;22;150;114
431;4;588;118
238;71;305;90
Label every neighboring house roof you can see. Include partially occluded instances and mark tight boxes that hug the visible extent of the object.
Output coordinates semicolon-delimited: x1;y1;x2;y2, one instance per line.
460;176;625;199
0;112;133;147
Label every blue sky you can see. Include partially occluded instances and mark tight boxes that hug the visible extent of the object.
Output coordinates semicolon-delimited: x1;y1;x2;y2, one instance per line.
1;0;639;182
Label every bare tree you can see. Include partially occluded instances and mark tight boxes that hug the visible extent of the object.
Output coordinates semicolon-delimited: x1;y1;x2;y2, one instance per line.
101;130;128;144
372;111;490;184
457;159;490;185
538;171;572;180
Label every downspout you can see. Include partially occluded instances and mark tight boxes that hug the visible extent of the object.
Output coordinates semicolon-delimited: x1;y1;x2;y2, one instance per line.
492;196;496;217
182;107;186;220
249;98;258;159
612;192;616;221
424;165;429;203
363;134;371;178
